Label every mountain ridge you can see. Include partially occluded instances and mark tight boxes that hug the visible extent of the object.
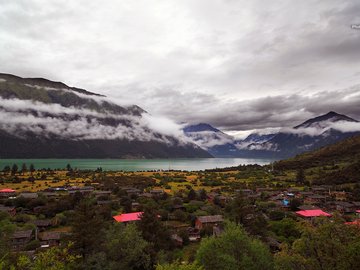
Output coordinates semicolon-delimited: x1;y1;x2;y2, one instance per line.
0;73;212;158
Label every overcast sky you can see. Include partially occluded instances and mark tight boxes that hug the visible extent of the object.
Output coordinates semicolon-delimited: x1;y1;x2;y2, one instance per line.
1;0;360;136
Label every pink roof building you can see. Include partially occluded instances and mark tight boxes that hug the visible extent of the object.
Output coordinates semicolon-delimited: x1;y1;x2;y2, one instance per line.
345;219;360;226
113;212;143;223
296;209;331;218
0;189;16;193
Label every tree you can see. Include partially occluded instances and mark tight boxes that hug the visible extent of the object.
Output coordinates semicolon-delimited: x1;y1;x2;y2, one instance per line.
21;163;27;175
2;165;10;175
103;223;151;270
15;243;78;270
196;222;274;270
296;169;305;184
275;217;360;270
66;164;72;172
199;189;207;201
29;164;35;174
188;189;197;201
156;261;203;270
11;164;18;175
270;218;301;245
137;206;173;252
72;198;104;258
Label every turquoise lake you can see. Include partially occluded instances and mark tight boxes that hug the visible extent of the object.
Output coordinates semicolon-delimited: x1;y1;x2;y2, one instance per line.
0;158;275;171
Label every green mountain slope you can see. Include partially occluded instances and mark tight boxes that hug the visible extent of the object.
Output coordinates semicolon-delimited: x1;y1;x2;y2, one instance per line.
274;135;360;170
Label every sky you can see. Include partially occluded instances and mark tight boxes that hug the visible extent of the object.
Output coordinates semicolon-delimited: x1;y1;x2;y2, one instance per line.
1;0;360;137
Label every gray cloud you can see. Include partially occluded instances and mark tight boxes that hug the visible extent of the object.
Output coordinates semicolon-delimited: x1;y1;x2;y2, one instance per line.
128;85;360;133
0;0;360;134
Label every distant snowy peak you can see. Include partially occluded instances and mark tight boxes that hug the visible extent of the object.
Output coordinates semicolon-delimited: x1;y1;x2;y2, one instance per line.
294;111;358;129
183;123;234;149
183;123;222;133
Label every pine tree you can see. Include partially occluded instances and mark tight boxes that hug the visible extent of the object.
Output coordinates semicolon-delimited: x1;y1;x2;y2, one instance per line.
296;169;305;184
72;198;103;258
11;164;18;175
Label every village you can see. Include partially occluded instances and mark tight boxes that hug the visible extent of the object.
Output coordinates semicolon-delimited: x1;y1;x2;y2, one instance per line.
1;163;360;261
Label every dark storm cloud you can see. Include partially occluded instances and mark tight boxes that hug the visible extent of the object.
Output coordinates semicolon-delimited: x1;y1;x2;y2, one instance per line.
0;0;360;134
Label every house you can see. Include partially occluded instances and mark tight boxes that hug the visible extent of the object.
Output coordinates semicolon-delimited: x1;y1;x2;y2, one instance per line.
213;224;224;237
345;219;360;226
332;191;348;201
312;187;327;195
0;205;16;216
304;194;327;205
334;201;355;213
39;232;61;247
195;215;224;230
150;189;164;196
123;188;141;196
18;192;38;199
32;219;52;231
40;192;60;198
68;186;94;195
11;230;33;251
97;200;112;206
171;234;183;247
237;189;253;196
131;202;140;211
94;190;111;198
296;209;331;219
187;227;201;242
297;205;320;211
113;212;143;223
0;188;16;198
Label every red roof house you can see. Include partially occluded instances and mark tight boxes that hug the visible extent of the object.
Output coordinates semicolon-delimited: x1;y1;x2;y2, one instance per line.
0;189;16;198
113;212;143;223
345;219;360;226
0;189;16;193
296;209;331;218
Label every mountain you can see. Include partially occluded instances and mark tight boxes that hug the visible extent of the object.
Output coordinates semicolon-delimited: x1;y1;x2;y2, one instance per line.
184;112;360;159
183;123;240;157
0;73;212;158
274;134;360;170
294;111;357;129
274;134;360;185
252;111;360;158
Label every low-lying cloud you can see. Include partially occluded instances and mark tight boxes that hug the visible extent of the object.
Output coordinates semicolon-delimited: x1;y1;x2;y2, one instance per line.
0;96;190;146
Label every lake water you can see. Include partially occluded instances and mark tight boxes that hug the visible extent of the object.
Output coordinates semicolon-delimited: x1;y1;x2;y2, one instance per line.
0;158;275;171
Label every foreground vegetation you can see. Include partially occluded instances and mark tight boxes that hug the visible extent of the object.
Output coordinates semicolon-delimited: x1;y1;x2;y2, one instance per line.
1;136;360;269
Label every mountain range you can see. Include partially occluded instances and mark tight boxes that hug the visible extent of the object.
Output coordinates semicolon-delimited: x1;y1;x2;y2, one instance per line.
0;73;211;158
184;111;360;159
1;73;359;160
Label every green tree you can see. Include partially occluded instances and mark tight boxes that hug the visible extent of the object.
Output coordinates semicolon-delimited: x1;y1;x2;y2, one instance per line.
66;164;72;172
275;217;360;270
296;169;305;184
72;199;103;258
2;165;10;175
21;163;27;175
29;164;35;174
31;244;77;270
156;261;203;270
270;218;301;244
196;222;273;270
137;206;173;252
103;223;151;270
11;164;18;175
188;189;197;201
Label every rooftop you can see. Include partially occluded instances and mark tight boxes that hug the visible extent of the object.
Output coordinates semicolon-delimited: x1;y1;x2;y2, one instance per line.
296;209;331;217
113;212;143;222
